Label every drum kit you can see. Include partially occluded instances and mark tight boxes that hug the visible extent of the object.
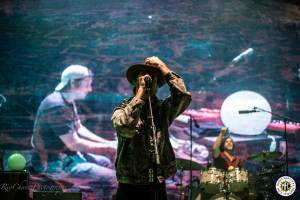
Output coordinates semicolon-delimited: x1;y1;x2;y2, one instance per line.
199;167;248;200
174;151;283;200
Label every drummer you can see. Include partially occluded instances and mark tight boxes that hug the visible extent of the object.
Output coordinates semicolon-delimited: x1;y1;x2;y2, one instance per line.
212;127;243;171
195;128;249;200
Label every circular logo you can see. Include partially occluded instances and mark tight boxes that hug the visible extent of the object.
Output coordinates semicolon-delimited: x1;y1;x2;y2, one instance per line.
276;176;296;196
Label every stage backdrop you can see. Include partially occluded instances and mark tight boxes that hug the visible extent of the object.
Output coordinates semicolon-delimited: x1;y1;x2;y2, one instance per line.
0;0;300;199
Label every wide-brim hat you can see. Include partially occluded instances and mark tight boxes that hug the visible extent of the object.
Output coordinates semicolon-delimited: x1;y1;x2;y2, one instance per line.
126;63;165;87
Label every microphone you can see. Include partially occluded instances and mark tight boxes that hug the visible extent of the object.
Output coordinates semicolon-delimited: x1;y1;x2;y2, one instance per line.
144;75;152;83
232;48;254;64
144;75;152;90
238;109;258;114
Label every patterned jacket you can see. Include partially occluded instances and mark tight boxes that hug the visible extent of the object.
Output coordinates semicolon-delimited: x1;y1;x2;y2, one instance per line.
111;72;191;184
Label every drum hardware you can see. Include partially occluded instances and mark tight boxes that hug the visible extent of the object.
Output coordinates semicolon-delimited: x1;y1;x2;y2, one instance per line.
247;150;283;199
251;161;283;200
194;151;284;200
174;168;185;200
258;168;282;176
173;168;202;200
176;158;204;171
250;107;300;176
226;168;248;193
173;159;204;200
209;193;241;200
256;172;280;200
200;167;224;194
248;153;284;178
247;151;282;162
199;167;249;200
219;171;232;200
270;162;285;170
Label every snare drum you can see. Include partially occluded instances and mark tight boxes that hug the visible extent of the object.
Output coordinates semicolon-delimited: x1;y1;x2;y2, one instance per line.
200;167;224;194
227;168;248;192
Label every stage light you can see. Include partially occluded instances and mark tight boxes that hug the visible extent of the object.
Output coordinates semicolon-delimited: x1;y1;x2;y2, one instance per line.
220;90;271;135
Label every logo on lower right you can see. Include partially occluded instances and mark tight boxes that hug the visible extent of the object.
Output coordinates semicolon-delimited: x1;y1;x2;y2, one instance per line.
276;176;296;196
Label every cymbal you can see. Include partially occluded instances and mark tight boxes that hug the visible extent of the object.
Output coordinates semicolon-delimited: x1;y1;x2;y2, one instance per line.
271;162;285;169
176;158;204;170
259;168;282;176
248;151;282;162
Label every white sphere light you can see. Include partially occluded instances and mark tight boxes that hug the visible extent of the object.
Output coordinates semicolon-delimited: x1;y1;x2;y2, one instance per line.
220;90;272;135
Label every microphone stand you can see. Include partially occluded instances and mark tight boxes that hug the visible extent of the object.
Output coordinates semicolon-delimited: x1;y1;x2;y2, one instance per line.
146;86;160;200
148;94;160;166
188;115;200;200
254;106;299;176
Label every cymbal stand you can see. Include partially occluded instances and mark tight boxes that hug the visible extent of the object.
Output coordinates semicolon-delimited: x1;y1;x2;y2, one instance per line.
257;161;275;200
174;168;185;200
223;172;231;200
254;106;299;176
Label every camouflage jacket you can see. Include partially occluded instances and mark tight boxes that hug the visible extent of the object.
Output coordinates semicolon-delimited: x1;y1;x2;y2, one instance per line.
111;72;191;184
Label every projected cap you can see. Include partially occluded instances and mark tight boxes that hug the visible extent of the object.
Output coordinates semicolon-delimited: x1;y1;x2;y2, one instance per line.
55;65;93;91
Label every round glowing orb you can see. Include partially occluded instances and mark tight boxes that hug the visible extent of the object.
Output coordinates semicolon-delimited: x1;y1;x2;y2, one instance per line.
8;153;26;171
220;90;272;135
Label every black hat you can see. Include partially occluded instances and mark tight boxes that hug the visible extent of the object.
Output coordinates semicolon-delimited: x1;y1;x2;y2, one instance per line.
126;63;165;87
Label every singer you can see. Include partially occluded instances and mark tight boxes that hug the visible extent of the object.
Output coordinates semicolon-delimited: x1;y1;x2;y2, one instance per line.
111;56;191;200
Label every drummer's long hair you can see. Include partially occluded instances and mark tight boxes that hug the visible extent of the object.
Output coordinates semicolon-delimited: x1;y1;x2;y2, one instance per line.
220;136;235;154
